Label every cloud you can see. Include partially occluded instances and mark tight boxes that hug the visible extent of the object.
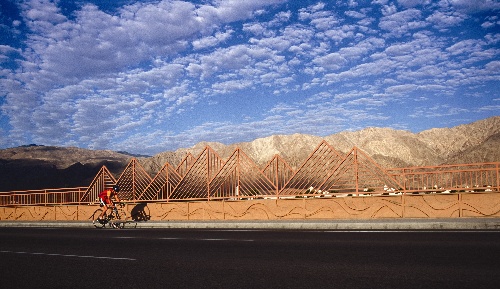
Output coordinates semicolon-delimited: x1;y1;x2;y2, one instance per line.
0;0;498;154
426;11;467;30
409;104;469;118
385;84;418;94
481;15;500;29
345;10;366;19
312;52;347;70
211;79;253;94
338;37;385;60
397;0;431;8
1;0;291;147
192;29;234;50
298;2;340;30
202;0;287;23
0;45;20;55
446;39;483;55
484;60;500;72
447;0;500;12
379;8;428;37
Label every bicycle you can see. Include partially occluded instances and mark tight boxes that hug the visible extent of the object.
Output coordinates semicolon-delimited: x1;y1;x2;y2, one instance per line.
92;202;128;229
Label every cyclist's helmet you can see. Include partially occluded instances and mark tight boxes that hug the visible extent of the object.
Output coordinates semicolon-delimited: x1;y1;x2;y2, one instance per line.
113;185;120;192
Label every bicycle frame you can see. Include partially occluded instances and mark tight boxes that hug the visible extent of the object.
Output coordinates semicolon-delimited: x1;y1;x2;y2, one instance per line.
92;203;127;229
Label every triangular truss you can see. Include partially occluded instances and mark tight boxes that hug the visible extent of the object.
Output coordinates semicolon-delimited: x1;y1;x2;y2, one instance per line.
262;154;294;193
137;162;182;201
280;140;343;195
116;158;153;201
79;166;117;203
318;147;404;194
209;148;277;199
170;146;225;200
176;153;196;177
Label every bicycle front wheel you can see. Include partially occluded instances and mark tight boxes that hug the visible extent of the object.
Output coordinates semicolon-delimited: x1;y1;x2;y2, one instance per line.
112;208;128;229
92;209;105;228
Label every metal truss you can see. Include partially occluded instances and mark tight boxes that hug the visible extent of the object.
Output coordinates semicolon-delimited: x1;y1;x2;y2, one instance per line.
115;158;152;201
169;146;225;200
79;166;117;203
176;153;196;177
318;147;403;195
262;154;294;193
137;162;181;201
280;140;343;196
209;148;276;200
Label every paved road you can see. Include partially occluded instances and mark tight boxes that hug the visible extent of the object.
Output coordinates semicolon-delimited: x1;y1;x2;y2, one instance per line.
1;228;499;289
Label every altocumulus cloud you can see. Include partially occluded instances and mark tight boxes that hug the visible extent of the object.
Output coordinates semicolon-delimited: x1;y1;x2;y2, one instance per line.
0;0;499;155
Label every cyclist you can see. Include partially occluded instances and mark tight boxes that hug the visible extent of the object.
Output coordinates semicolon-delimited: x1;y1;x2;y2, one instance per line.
96;185;122;224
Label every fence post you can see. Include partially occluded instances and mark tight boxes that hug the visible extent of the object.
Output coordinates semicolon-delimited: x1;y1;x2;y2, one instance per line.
496;163;499;192
402;193;405;218
458;193;462;218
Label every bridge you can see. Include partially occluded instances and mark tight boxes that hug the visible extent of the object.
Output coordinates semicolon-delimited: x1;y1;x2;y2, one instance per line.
1;140;499;221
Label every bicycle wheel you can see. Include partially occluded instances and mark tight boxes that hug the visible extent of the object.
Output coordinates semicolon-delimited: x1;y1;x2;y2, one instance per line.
92;209;106;228
113;208;127;229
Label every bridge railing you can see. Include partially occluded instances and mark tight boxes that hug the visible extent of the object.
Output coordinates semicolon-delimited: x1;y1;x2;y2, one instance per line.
387;162;499;194
0;187;88;206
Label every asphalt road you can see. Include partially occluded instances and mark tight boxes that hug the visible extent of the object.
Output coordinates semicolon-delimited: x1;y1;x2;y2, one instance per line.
0;228;499;289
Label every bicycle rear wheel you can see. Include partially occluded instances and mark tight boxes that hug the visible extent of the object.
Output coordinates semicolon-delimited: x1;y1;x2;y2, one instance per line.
92;209;106;228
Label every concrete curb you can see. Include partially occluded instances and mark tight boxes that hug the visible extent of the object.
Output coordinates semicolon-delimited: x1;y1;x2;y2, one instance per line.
1;218;500;230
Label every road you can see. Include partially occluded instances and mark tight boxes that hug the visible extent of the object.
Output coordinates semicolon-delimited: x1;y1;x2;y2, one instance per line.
0;228;499;288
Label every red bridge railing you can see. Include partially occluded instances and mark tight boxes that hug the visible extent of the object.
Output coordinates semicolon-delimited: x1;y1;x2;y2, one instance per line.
0;187;88;206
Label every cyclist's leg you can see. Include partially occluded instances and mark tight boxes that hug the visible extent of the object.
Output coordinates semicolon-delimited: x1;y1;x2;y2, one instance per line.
108;201;116;217
99;202;109;220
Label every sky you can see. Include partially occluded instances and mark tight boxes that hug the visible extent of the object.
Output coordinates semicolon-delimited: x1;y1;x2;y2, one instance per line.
0;0;499;156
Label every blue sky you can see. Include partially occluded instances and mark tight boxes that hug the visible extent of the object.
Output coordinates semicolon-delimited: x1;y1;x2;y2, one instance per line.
0;0;499;155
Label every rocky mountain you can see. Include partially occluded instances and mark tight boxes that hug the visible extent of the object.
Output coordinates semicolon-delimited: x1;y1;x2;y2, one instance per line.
140;134;325;174
0;116;499;191
0;145;132;191
0;145;132;169
444;132;500;165
144;116;500;172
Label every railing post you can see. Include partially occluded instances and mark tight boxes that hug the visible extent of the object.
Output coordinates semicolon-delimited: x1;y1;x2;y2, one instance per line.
403;169;407;195
458;192;462;218
354;148;359;196
402;192;405;218
207;149;210;201
275;155;279;198
496;163;499;192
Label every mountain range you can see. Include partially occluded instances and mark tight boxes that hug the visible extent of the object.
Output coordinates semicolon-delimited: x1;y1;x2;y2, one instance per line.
1;116;499;192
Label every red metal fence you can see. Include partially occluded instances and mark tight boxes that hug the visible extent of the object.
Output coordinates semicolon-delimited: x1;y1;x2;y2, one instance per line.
1;141;498;206
0;187;88;206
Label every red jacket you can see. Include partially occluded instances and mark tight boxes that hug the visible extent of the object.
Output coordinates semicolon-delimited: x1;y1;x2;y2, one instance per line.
98;189;116;201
